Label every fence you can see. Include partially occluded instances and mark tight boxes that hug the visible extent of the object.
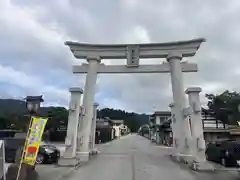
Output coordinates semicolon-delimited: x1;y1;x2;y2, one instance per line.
48;128;115;143
0;130;22;139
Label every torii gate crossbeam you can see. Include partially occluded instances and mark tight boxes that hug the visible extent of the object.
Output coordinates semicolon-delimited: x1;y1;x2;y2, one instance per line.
73;63;198;74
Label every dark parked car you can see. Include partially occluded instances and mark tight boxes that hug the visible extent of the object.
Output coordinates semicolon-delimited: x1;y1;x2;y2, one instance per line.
36;142;60;164
3;138;60;164
206;140;240;167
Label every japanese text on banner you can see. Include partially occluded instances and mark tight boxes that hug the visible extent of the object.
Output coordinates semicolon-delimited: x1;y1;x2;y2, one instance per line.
23;117;48;166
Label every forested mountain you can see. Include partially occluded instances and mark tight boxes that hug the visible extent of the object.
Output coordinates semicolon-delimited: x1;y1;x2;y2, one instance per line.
1;89;240;132
98;108;149;132
0;99;149;132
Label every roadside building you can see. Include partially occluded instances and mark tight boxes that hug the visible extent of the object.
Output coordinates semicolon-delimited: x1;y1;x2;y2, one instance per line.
149;110;240;146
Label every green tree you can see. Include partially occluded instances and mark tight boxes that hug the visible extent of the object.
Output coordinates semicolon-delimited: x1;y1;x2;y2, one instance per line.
206;90;240;125
0;98;150;131
97;108;147;132
46;107;68;130
124;116;141;132
0;116;7;129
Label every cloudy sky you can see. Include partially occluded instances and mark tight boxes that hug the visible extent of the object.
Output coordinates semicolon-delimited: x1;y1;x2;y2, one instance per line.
0;0;240;113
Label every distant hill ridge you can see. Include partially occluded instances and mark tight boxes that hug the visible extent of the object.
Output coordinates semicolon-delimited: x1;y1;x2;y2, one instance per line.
0;98;58;116
0;99;149;132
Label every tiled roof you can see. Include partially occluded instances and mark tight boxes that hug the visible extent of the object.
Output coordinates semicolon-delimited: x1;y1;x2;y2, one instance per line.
25;95;44;102
153;111;171;116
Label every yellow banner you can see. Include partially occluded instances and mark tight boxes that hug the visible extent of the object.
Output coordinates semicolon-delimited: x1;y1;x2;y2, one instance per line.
23;117;48;166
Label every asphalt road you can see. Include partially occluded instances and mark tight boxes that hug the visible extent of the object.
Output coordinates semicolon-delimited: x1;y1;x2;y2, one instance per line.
36;164;75;180
5;135;240;180
65;134;217;180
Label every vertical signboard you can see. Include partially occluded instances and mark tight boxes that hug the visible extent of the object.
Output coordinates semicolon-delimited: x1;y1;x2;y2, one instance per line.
23;117;48;166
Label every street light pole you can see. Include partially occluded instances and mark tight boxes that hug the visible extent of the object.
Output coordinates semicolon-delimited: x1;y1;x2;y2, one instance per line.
15;96;44;180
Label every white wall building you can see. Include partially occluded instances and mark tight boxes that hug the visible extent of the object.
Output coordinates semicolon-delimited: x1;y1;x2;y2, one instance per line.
113;125;121;139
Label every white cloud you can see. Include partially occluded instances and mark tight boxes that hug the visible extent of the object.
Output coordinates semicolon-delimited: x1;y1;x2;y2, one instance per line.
0;0;64;44
1;0;240;113
121;25;151;43
201;82;225;94
0;65;69;106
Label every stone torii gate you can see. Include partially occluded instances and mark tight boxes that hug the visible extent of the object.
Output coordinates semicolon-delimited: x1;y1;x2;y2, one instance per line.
63;38;206;165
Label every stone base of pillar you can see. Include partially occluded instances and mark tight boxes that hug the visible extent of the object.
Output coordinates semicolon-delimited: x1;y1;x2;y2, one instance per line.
171;153;193;164
76;151;90;162
58;157;80;167
156;134;161;145
90;148;100;155
191;161;214;172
